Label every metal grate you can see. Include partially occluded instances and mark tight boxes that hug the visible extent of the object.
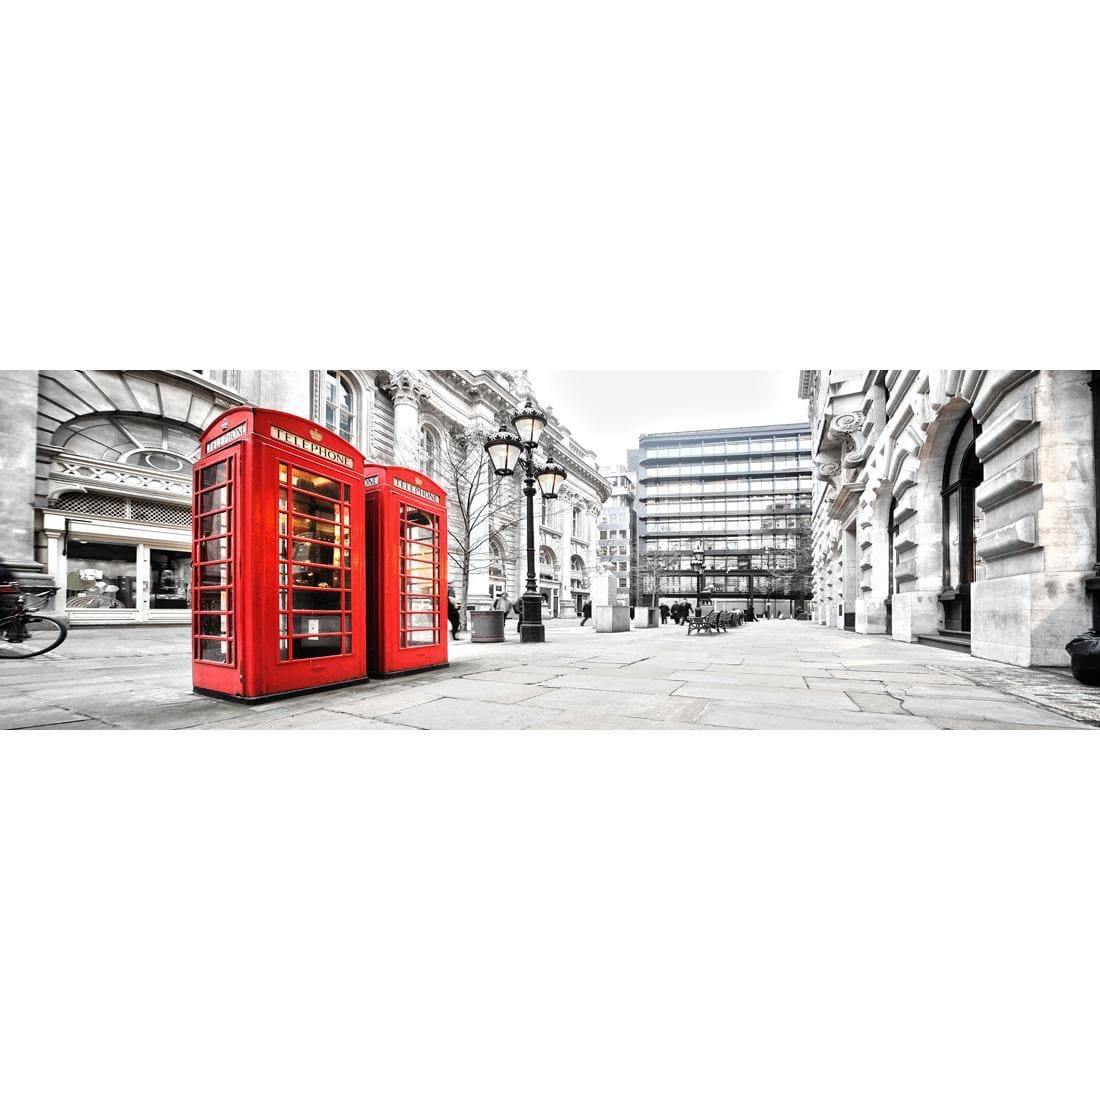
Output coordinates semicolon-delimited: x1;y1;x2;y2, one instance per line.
55;492;127;518
55;492;190;527
132;499;191;525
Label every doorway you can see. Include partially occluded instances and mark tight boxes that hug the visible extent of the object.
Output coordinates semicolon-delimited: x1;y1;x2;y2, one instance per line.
941;416;983;633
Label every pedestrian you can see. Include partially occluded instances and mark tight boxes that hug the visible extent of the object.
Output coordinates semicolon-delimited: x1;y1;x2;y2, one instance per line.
671;602;682;625
580;599;592;627
447;587;461;641
629;605;635;621
493;592;511;616
659;603;669;624
513;597;524;633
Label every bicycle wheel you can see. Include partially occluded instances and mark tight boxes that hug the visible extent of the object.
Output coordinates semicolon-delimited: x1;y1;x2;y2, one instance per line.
0;614;68;658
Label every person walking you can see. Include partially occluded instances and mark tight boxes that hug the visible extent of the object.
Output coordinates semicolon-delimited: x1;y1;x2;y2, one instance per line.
513;597;524;634
659;604;669;624
447;587;461;641
580;599;592;627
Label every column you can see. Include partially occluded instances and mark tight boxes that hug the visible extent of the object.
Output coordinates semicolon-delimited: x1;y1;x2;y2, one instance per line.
383;370;430;469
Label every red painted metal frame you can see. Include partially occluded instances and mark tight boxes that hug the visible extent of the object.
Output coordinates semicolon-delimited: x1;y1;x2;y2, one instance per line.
192;406;368;702
363;464;449;677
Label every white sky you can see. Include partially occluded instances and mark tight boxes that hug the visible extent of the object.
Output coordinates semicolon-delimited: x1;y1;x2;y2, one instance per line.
528;370;807;470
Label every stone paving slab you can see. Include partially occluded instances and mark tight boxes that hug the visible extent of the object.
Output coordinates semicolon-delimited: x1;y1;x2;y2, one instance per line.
695;702;941;730
671;683;861;710
523;687;708;725
539;673;679;695
382;698;548;730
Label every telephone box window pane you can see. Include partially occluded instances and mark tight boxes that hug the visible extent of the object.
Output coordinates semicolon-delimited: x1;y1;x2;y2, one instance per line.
199;538;230;562
290;541;343;568
292;635;342;659
292;588;341;611
199;486;230;512
199;638;229;662
199;564;230;586
293;614;342;636
289;470;341;500
199;590;232;612
200;511;229;538
292;492;339;523
291;564;339;588
198;614;230;637
404;629;436;647
292;516;339;543
200;462;228;489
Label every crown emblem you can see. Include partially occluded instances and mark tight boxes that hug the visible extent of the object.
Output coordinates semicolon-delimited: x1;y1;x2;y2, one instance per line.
220;419;230;430
309;429;323;442
415;476;423;486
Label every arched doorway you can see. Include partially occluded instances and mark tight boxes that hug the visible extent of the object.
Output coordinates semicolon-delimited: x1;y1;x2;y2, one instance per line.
941;414;983;633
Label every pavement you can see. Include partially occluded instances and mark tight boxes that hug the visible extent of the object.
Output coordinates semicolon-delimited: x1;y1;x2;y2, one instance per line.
3;618;1100;731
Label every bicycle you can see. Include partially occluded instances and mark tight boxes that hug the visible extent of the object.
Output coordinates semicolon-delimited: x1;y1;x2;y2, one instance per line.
0;584;68;658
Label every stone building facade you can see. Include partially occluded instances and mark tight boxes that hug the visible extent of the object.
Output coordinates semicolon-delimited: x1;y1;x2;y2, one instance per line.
596;465;638;605
802;370;1096;667
0;369;608;625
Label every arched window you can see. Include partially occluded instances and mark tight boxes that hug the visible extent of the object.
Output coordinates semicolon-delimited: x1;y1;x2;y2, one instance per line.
489;538;506;580
941;414;983;632
539;546;556;571
570;554;585;574
419;425;440;479
324;372;356;444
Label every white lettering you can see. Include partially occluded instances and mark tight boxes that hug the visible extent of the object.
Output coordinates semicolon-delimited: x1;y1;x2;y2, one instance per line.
394;476;441;503
205;424;247;453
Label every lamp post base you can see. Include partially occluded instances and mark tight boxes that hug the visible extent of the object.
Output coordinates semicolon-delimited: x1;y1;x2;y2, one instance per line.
519;622;546;644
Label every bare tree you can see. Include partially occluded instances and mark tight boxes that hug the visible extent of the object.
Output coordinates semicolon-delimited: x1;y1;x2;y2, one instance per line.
438;425;522;625
636;548;682;608
760;508;813;613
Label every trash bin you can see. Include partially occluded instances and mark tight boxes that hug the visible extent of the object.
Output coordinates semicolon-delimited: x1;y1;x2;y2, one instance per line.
471;609;506;643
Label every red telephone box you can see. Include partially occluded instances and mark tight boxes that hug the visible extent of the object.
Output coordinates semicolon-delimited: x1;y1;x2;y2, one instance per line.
191;407;368;702
363;465;449;676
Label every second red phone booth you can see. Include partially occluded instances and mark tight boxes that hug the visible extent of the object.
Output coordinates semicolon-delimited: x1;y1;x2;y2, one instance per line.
363;465;449;676
191;407;369;702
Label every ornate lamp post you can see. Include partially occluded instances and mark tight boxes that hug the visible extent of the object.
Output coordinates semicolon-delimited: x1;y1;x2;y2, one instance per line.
690;540;707;613
484;398;567;643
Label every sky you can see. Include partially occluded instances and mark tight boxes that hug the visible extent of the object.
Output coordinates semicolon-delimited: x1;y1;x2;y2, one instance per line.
527;370;807;470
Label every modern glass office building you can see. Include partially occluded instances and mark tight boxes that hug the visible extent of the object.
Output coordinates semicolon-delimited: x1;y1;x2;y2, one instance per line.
631;422;813;614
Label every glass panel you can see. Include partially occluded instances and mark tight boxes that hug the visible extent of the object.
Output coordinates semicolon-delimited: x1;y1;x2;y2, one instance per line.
199;510;229;537
200;461;228;488
288;469;342;500
290;541;344;567
291;635;342;659
404;629;436;647
150;549;192;609
199;485;230;512
292;491;339;523
198;563;230;586
293;614;342;636
292;588;342;611
66;542;139;609
199;638;229;662
199;537;230;562
292;515;339;543
291;564;339;588
946;491;960;588
199;589;232;612
197;614;230;637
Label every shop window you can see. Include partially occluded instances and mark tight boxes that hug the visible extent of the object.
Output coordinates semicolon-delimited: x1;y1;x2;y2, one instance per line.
66;542;139;609
150;549;192;609
192;458;236;663
277;464;353;660
399;505;441;648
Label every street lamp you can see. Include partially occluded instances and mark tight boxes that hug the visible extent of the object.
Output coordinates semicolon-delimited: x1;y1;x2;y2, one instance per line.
484;400;567;643
690;539;707;613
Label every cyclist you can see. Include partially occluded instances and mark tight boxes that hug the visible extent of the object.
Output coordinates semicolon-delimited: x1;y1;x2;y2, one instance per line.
0;557;28;642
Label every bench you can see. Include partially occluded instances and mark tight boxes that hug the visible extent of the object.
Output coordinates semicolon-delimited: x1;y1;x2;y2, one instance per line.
687;612;721;635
